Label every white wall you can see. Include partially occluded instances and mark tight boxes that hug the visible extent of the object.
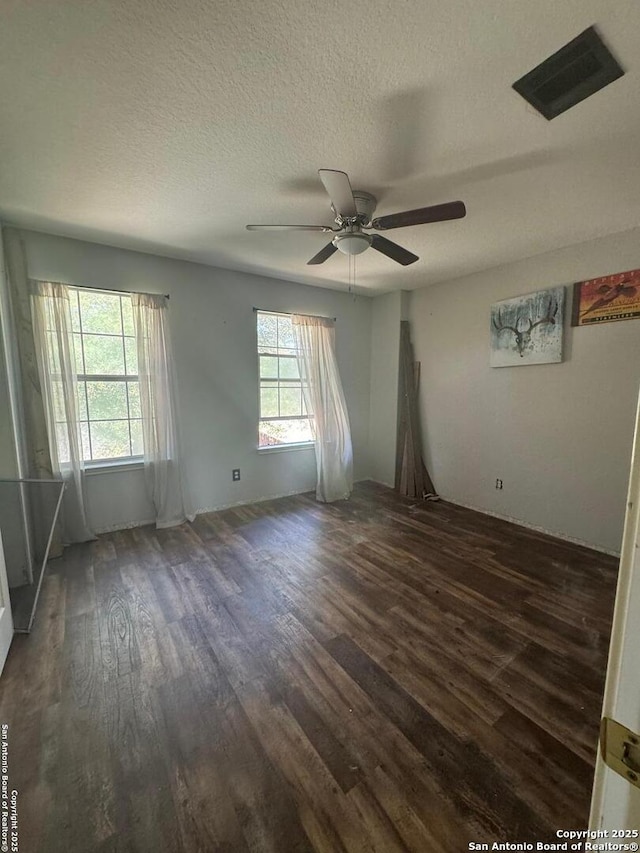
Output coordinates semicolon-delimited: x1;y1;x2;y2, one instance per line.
0;235;32;587
21;230;372;532
16;225;640;551
408;227;640;553
0;237;19;482
368;291;403;486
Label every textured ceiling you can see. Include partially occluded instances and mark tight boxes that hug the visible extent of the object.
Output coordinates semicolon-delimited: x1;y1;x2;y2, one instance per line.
0;0;639;293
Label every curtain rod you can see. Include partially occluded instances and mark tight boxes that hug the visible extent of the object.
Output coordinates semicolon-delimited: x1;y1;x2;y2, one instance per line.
32;280;170;300
253;307;336;321
73;284;170;300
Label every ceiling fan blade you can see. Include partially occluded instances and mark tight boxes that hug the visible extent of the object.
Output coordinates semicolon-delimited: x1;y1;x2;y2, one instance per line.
371;235;419;266
372;200;466;230
246;224;335;232
318;170;357;218
307;242;338;265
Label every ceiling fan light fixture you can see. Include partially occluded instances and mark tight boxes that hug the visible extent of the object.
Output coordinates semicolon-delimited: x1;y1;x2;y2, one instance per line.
332;232;372;255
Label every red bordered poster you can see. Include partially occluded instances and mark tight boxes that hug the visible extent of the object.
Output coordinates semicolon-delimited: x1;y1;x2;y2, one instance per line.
572;268;640;326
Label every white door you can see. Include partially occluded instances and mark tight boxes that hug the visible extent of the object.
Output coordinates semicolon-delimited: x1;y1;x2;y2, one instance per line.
590;393;640;830
0;530;14;675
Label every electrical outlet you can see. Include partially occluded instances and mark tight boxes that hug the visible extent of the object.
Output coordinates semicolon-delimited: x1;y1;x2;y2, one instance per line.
496;478;503;490
232;469;241;482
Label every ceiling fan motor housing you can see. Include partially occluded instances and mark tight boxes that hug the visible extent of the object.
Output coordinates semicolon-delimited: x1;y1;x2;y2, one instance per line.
330;190;378;255
352;191;377;226
331;190;377;227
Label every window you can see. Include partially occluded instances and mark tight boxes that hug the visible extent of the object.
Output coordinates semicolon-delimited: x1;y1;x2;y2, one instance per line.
256;311;313;448
65;288;142;463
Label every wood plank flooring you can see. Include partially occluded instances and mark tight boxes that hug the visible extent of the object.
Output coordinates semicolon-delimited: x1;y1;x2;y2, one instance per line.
0;481;619;852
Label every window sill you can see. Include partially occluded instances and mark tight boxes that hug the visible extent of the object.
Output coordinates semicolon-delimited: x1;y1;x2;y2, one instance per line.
257;442;314;454
84;458;144;475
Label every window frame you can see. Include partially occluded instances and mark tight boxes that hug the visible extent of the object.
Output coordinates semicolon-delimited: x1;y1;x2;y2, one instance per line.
67;286;144;468
256;310;314;450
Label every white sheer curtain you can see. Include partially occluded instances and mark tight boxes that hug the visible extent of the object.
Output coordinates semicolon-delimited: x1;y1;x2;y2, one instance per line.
131;293;194;528
292;314;353;502
31;281;95;543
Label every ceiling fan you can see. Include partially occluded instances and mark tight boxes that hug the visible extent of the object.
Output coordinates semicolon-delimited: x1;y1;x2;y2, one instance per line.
247;169;466;266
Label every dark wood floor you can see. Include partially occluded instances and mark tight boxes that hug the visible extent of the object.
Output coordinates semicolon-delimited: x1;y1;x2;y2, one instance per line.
0;481;619;852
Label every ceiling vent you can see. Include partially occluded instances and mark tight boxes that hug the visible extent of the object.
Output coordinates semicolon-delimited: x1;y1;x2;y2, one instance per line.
512;26;624;120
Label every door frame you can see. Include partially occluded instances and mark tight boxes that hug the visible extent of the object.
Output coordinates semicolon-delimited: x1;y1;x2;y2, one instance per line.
590;391;640;828
0;529;14;675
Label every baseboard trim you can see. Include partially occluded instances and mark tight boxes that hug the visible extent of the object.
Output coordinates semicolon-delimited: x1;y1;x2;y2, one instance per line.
92;479;371;535
367;478;395;489
94;517;157;534
440;495;621;558
94;486;620;556
368;480;621;557
192;486;315;518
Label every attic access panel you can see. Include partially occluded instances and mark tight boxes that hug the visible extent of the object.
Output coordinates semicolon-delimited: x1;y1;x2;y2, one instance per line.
512;26;624;120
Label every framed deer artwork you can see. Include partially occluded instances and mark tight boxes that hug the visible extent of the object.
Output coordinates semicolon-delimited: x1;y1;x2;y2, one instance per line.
490;286;565;367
